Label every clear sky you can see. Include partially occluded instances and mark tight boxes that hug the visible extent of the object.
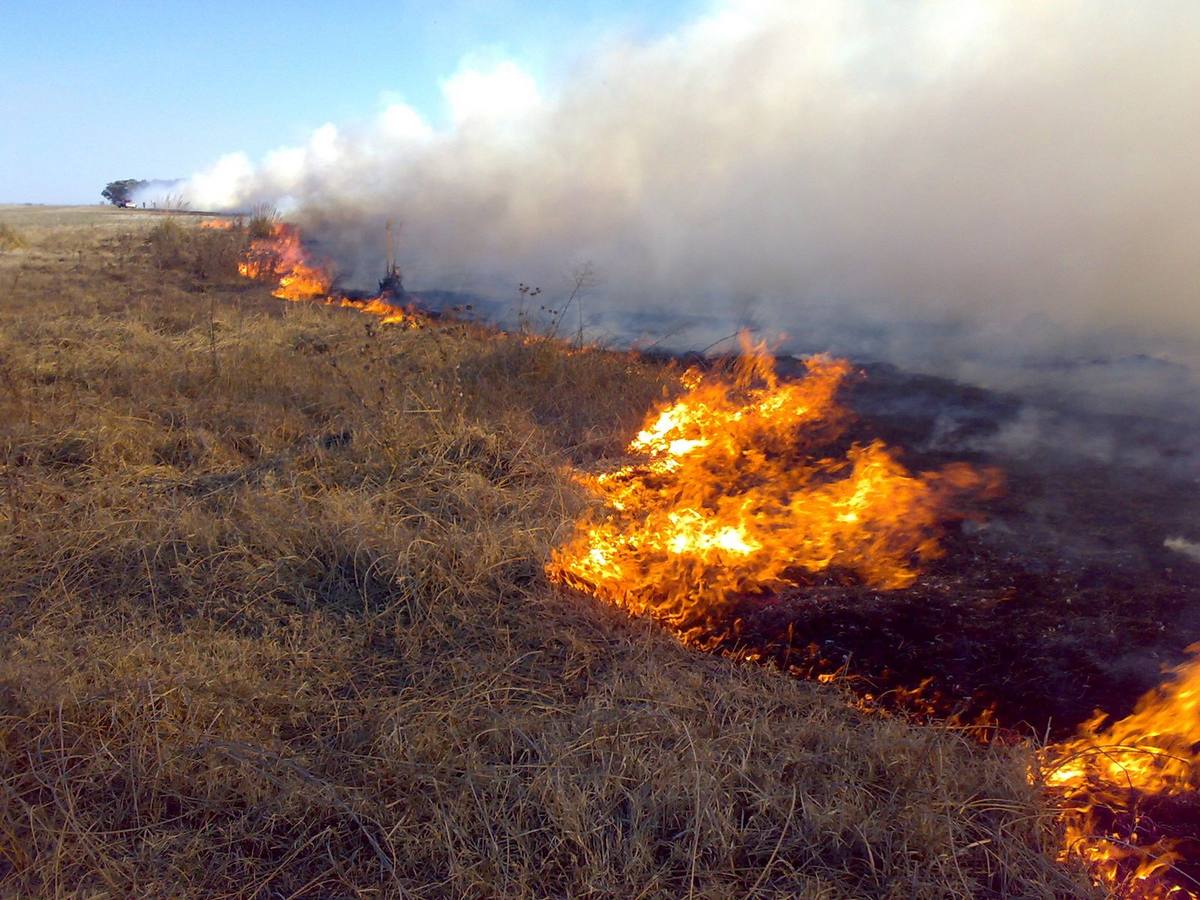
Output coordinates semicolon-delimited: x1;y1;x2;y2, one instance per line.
0;0;703;203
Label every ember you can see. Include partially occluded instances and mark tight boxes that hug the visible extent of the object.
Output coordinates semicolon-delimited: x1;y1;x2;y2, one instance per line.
546;336;998;644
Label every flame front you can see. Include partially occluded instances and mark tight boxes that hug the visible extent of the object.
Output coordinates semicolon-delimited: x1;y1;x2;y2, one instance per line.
237;223;417;325
1043;653;1200;896
547;340;995;640
546;338;1200;894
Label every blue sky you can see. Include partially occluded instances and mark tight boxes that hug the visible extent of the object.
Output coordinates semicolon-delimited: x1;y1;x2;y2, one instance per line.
0;0;703;203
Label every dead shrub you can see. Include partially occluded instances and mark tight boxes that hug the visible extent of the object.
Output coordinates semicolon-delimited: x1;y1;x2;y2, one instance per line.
145;218;244;281
190;229;244;280
146;218;190;269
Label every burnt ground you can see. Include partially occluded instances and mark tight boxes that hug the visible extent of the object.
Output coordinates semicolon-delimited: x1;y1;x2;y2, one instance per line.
708;358;1200;739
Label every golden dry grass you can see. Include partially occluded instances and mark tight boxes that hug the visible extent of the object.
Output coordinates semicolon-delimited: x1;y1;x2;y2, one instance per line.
0;209;1091;897
0;224;26;253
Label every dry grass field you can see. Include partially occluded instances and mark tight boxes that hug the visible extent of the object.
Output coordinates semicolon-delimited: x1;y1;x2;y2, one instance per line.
0;208;1089;897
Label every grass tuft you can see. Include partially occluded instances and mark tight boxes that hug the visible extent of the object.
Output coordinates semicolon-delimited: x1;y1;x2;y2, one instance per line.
247;202;279;239
0;223;26;251
146;217;245;280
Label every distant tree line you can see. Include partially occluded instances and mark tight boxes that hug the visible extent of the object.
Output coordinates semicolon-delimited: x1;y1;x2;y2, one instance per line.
101;178;185;207
102;179;147;206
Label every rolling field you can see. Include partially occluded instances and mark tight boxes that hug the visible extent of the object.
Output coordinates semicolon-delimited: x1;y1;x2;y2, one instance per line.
0;208;1088;897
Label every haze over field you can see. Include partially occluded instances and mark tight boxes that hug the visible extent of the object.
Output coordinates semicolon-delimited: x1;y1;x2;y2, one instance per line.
159;0;1200;406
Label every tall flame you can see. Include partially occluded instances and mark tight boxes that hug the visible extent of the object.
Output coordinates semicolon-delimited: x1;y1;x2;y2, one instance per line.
237;223;417;325
547;338;997;642
1043;653;1200;897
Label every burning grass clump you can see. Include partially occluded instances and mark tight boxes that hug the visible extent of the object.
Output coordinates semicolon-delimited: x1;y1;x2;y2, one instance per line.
0;210;1092;897
547;347;1002;643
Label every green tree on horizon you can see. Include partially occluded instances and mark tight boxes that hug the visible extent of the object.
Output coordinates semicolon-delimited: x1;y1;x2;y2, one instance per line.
101;179;146;206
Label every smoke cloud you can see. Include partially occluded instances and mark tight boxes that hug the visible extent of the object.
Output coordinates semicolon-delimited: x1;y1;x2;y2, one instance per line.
177;0;1200;410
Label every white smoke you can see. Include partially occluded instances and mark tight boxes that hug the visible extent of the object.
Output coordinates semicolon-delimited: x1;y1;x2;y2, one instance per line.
179;0;1200;406
1167;537;1200;564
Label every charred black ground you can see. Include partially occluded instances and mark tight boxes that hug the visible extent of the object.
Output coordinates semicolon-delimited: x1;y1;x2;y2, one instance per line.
677;356;1200;739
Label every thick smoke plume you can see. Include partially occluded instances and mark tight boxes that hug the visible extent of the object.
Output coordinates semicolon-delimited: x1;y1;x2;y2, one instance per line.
179;0;1200;410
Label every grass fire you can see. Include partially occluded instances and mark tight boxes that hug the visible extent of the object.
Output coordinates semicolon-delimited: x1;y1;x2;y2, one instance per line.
239;219;418;325
546;342;999;643
1;206;1197;897
4;5;1200;895
1042;654;1200;895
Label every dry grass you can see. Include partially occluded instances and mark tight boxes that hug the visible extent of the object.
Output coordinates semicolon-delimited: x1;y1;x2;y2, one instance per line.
247;203;279;240
146;218;245;279
0;208;1092;897
0;224;26;252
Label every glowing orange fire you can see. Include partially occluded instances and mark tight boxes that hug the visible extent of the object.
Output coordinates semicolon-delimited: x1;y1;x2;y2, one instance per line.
546;337;1200;895
546;338;997;642
1043;652;1200;897
237;222;418;326
200;218;235;230
274;262;332;302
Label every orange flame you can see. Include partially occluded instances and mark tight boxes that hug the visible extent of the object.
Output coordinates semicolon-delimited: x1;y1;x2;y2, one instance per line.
339;295;413;325
238;223;313;292
547;337;997;642
200;218;235;230
229;219;1200;893
237;223;418;326
546;336;1200;894
274;262;332;302
1043;652;1200;897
